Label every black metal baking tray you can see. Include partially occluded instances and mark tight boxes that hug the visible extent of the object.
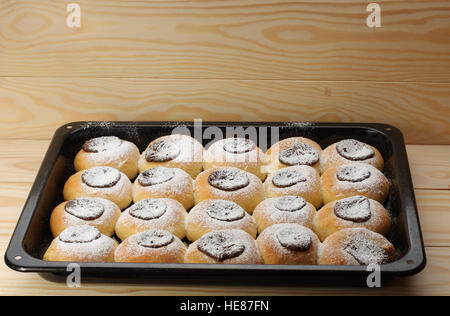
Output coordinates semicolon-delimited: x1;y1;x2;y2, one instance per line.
4;121;426;282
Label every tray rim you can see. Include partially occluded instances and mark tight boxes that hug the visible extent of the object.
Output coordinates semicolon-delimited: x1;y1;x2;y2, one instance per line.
4;121;427;278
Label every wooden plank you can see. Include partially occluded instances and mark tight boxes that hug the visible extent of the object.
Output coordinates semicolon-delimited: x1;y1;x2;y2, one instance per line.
0;140;449;189
408;145;450;190
1;1;450;81
0;78;449;143
415;190;450;247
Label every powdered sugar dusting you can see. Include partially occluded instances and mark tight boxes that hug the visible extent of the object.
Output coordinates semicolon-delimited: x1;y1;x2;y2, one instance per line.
344;234;390;265
51;225;117;262
82;136;122;153
208;167;250;191
331;163;389;199
82;166;121;188
336;139;375;161
64;198;105;220
116;198;186;240
59;225;101;243
254;197;316;231
334;196;372;223
115;229;186;262
279;142;319;166
187;229;262;264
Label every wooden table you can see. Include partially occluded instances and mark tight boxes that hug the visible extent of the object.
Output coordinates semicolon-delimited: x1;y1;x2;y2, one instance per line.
0;1;449;295
0;142;448;295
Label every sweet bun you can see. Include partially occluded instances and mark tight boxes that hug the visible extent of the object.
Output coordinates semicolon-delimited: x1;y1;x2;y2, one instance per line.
319;228;395;265
253;196;316;234
74;136;140;179
115;198;187;241
138;134;203;178
50;197;121;237
313;195;391;241
203;137;268;180
114;229;186;263
256;223;320;265
264;165;323;209
194;167;265;214
266;137;322;174
132;167;194;209
63;166;133;210
184;229;263;264
186;199;257;241
321;163;390;204
320;139;384;174
43;225;118;262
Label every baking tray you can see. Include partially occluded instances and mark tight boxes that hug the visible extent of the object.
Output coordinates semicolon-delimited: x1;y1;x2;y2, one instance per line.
4;121;426;282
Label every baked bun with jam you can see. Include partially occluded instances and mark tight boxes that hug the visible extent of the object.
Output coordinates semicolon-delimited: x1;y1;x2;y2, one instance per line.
319;228;395;265
132;167;194;209
203;137;268;180
115;198;187;241
186;199;257;241
184;229;263;264
50;197;121;237
321;163;390;204
138;134;203;179
253;196;316;234
320;139;384;174
43;225;118;262
266;137;322;174
313;195;391;241
114;229;186;263
194;167;265;214
74;136;140;179
256;223;321;265
63;166;133;210
264;165;323;209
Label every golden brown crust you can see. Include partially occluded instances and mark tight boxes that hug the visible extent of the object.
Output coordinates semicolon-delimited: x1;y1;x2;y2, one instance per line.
184;229;263;264
256;223;321;265
115;198;187;241
319;228;395;265
62;169;133;210
266;137;322;174
264;165;323;209
132;167;194;210
138;134;204;178
114;231;186;263
203;138;268;181
74;140;140;179
50;198;121;237
193;167;265;214
253;197;316;234
185;199;257;241
321;163;390;204
320;142;384;174
313;197;391;241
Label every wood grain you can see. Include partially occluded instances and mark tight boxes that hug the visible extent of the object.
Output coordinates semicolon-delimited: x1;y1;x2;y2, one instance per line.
1;1;450;81
0;78;449;143
408;145;450;189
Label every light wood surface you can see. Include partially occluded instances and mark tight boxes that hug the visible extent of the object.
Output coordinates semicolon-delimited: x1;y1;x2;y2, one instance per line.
1;0;450;81
0;144;448;295
0;78;449;143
